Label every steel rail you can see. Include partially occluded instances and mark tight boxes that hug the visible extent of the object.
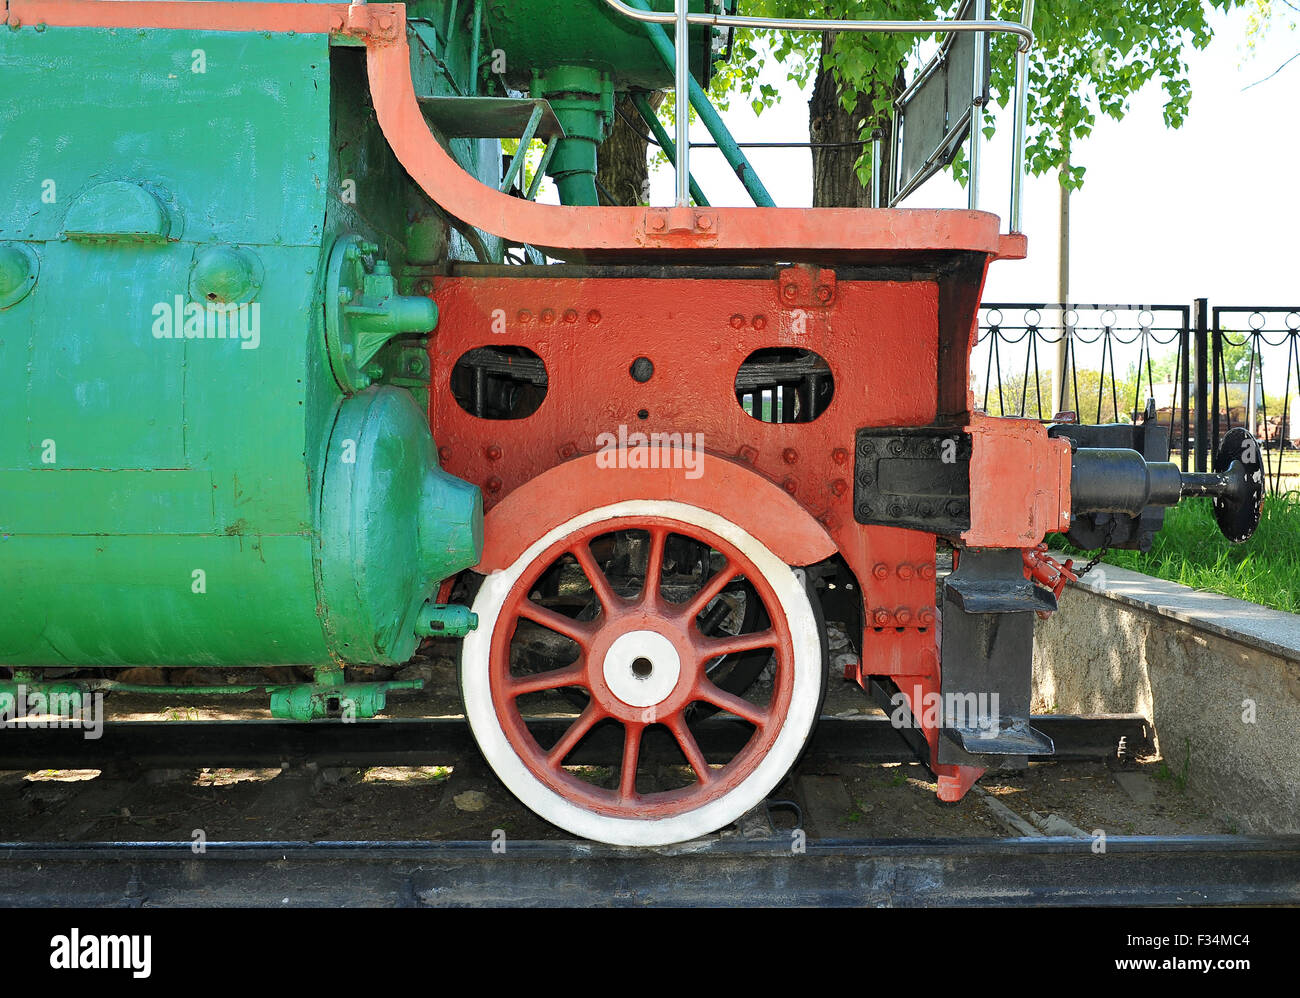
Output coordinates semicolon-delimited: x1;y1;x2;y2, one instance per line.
2;835;1297;906
0;714;1152;771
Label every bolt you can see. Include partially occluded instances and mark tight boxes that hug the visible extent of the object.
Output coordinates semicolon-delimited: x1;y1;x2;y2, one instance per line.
697;215;712;231
897;564;914;580
730;314;745;329
359;241;378;255
752;315;767;330
782;477;797;496
830;478;847;496
377;14;393;30
486;476;502;493
781;284;798;302
815;285;832;304
587;310;601;324
782;448;798;465
832;448;848;465
438;446;451;462
559;443;576;458
649;216;666;231
485;445;502;461
337;286;353;303
563;309;578;323
517;310;532;323
540;309;555;324
872;563;889;580
416;279;433;294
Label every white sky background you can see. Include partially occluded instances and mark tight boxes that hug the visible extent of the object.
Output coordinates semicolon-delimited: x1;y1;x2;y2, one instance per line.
647;6;1298;305
641;5;1299;401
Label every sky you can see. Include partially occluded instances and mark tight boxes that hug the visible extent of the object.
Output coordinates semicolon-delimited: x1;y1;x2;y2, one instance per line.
645;6;1299;306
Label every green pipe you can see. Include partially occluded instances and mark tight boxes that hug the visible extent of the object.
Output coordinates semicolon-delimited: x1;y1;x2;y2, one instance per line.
470;0;483;94
630;92;710;207
624;0;775;207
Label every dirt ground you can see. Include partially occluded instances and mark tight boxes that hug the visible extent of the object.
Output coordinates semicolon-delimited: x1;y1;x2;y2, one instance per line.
0;630;1232;845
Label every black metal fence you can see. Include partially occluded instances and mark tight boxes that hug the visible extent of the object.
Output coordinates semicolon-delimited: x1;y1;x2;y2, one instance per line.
975;300;1300;495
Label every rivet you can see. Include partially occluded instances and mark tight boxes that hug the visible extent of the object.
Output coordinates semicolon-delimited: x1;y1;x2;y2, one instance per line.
782;477;797;495
919;563;936;580
872;563;889;580
918;607;936;625
782;448;798;464
563;309;579;323
832;448;848;465
587;310;601;324
872;607;891;626
897;564;914;580
895;607;913;625
485;445;502;461
729;314;745;329
486;476;502;493
830;478;847;496
438;446;451;462
752;315;767;330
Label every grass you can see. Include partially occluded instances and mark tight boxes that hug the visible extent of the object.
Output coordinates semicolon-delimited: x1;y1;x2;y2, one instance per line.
1051;493;1300;614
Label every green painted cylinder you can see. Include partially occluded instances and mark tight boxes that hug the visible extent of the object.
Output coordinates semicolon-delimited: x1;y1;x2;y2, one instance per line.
484;0;717;90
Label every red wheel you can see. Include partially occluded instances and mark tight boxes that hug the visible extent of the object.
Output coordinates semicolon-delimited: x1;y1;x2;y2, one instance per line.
461;501;825;845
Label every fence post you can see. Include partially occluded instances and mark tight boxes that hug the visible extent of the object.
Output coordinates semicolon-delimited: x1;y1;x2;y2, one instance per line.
1180;310;1192;472
1211;304;1222;463
1194;297;1209;473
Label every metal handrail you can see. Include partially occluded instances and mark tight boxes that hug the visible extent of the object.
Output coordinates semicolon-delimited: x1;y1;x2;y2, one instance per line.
601;0;1034;51
603;0;1036;230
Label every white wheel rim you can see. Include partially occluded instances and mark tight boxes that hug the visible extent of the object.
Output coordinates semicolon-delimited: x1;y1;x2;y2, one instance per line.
460;500;822;847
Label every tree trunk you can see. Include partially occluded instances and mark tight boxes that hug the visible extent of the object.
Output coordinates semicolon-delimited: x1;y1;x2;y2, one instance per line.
597;93;665;206
808;34;899;209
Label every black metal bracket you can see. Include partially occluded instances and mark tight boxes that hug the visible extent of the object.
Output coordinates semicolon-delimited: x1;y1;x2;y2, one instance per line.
852;427;971;534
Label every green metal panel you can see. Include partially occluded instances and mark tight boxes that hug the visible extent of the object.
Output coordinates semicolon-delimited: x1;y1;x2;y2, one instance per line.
0;12;486;672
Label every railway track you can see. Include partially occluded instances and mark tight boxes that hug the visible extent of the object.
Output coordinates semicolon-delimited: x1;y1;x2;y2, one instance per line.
2;835;1297;907
2;713;1298;907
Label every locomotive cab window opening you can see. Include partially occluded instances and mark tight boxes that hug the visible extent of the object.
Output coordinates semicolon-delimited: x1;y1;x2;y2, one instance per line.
735;347;834;423
451;345;548;419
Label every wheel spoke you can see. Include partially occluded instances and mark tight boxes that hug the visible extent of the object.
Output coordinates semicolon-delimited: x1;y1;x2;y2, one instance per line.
640;527;668;607
694;679;769;728
666;715;713;785
518;600;595;647
571;543;623;615
508;663;587;698
682;560;740;622
694;628;777;660
546;702;604;767
618;722;643;802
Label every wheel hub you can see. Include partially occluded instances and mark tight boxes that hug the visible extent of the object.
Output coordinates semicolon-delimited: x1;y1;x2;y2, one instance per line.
599;629;681;711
